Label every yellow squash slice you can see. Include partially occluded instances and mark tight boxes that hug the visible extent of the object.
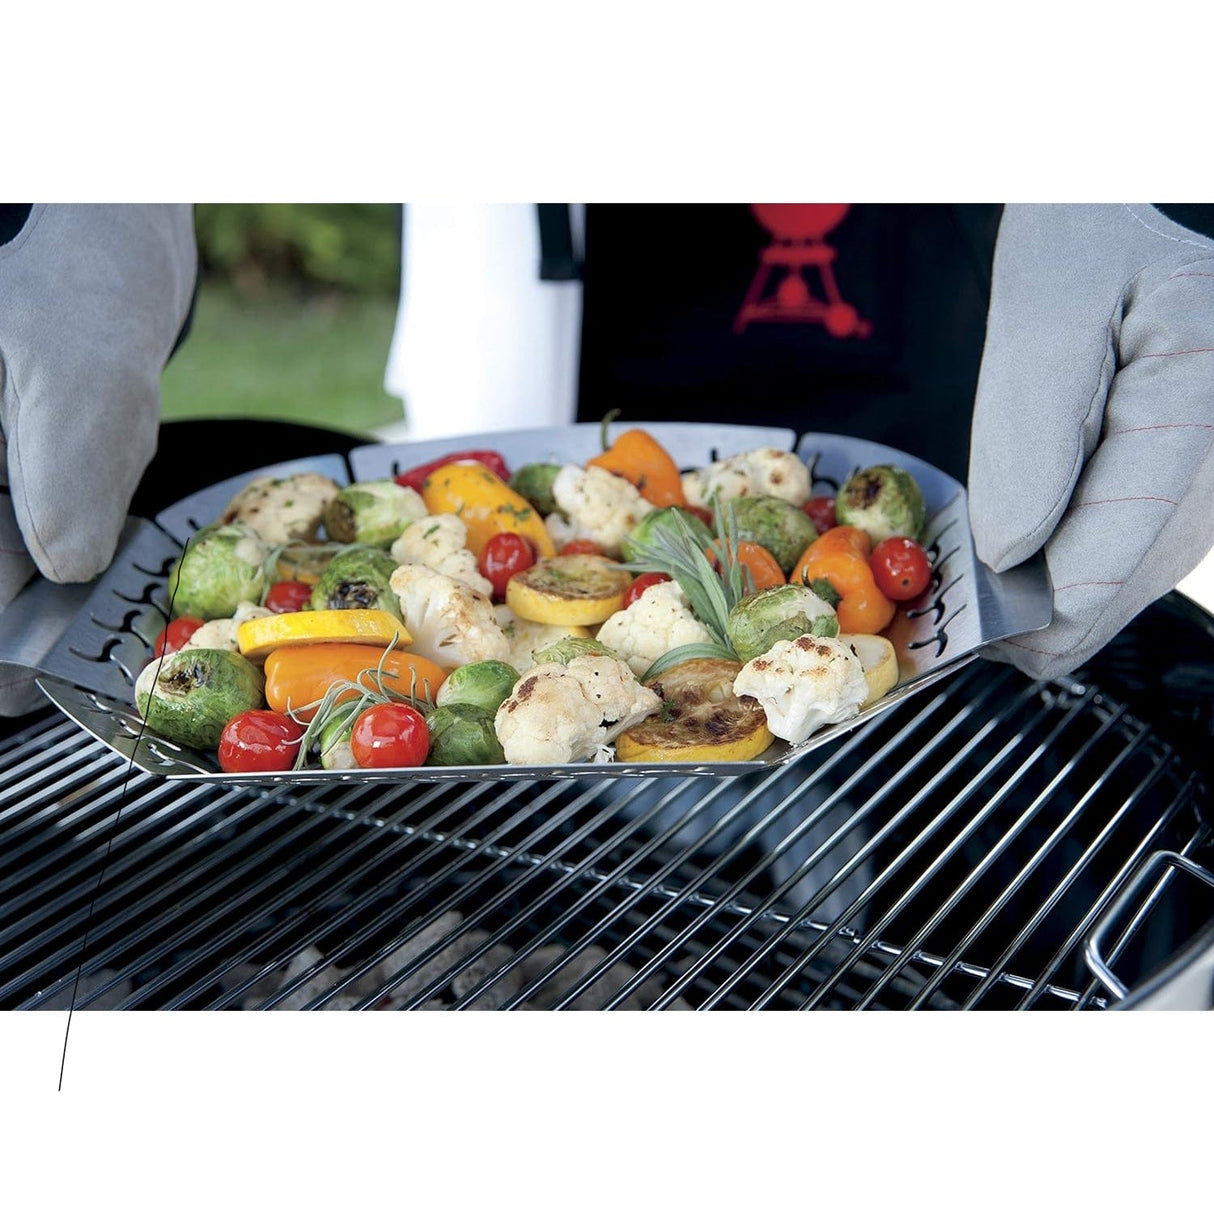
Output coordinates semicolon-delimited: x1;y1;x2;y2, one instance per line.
236;608;410;661
615;657;773;763
838;633;900;706
505;554;632;626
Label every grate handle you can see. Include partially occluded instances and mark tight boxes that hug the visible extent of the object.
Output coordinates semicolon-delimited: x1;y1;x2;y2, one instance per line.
1084;850;1214;1000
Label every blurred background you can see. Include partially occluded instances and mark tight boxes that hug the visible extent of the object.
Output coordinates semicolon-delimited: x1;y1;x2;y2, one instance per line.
160;204;403;437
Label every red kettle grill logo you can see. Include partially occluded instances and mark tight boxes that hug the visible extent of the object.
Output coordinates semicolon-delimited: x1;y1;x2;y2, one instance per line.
734;203;871;339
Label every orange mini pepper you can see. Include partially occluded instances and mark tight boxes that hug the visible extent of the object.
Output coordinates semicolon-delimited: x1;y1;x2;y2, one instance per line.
264;643;447;721
587;411;687;508
792;526;896;634
735;541;786;592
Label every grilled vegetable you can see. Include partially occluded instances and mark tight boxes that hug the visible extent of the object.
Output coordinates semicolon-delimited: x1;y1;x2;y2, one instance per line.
509;463;563;516
435;659;520;715
426;703;505;766
134;649;266;750
396;449;511;493
587;412;687;508
791;526;896;635
615;657;773;763
420;462;556;558
834;464;926;544
237;607;408;661
728;495;819;574
620;506;713;563
725;583;840;664
323;480;428;547
530;636;620;665
219;473;340;547
166;522;269;621
263;643;445;721
505;554;633;625
310;547;401;617
839;633;900;706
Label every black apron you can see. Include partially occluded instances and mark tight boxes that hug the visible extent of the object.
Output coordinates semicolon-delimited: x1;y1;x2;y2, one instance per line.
575;203;1003;485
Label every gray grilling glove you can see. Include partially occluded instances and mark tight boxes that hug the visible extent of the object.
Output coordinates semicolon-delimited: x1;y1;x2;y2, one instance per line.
969;204;1214;682
0;204;198;714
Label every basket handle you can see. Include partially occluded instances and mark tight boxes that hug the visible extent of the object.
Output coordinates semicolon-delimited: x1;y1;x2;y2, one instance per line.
1084;850;1214;1000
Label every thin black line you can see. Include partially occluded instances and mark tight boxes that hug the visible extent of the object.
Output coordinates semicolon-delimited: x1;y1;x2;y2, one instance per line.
58;535;190;1089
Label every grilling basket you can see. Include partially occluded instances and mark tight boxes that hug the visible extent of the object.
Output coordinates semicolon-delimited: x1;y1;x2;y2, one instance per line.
0;424;1052;784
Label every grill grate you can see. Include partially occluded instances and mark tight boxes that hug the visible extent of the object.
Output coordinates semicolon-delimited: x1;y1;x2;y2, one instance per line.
2;662;1209;1011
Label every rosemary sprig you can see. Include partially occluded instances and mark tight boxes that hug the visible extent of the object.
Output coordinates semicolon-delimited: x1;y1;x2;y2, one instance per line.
619;495;750;650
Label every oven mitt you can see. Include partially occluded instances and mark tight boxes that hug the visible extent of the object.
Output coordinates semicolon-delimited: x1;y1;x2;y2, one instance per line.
0;204;197;715
969;204;1214;682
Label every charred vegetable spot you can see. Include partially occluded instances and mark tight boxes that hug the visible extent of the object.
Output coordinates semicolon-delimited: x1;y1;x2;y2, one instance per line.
515;676;539;703
332;580;378;609
849;473;883;509
770;470;784;485
164;662;205;693
752;659;772;672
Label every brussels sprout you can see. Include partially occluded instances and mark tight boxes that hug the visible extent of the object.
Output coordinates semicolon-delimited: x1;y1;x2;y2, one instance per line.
620;506;714;563
509;463;562;516
134;649;265;750
166;522;269;621
426;704;505;766
835;465;926;544
310;547;401;617
317;702;359;770
729;495;819;574
725;583;839;663
530;636;621;666
323;480;427;547
435;659;520;714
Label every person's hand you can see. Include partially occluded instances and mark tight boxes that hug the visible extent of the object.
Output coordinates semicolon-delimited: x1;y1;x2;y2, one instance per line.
968;204;1214;682
0;204;197;713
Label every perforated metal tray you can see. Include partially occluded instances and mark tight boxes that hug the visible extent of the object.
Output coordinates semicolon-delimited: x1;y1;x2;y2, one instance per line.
2;424;1052;782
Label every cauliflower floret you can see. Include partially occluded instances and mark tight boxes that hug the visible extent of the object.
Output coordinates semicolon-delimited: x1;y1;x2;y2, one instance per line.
219;473;341;546
595;580;713;677
493;604;591;674
682;448;810;509
546;464;653;557
494;654;661;765
390;513;493;597
388;563;511;669
733;634;867;744
181;600;273;653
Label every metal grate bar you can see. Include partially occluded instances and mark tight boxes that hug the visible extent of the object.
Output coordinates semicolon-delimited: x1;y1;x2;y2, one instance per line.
179;778;473;1007
0;784;254;980
557;668;1017;1011
303;776;717;1009
943;727;1168;1008
732;684;1086;1010
19;786;346;1007
1016;775;1203;1008
266;778;600;1008
650;674;1048;1010
433;761;814;1010
190;779;536;1008
1072;823;1212;1009
828;692;1127;1010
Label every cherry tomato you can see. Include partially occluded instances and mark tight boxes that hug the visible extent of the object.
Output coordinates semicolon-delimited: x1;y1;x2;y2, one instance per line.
479;532;536;598
684;505;714;528
559;539;604;557
217;710;305;773
803;496;837;534
350;702;430;769
153;616;204;658
623;571;671;608
264;580;313;614
870;536;932;601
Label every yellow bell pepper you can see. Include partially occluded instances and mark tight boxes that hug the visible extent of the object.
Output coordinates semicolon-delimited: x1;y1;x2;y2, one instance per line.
420;462;556;558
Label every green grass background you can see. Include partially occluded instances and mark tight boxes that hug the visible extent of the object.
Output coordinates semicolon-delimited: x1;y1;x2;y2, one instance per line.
160;281;403;437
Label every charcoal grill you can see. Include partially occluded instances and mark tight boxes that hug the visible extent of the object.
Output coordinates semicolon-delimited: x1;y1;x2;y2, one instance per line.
1;421;1211;1011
